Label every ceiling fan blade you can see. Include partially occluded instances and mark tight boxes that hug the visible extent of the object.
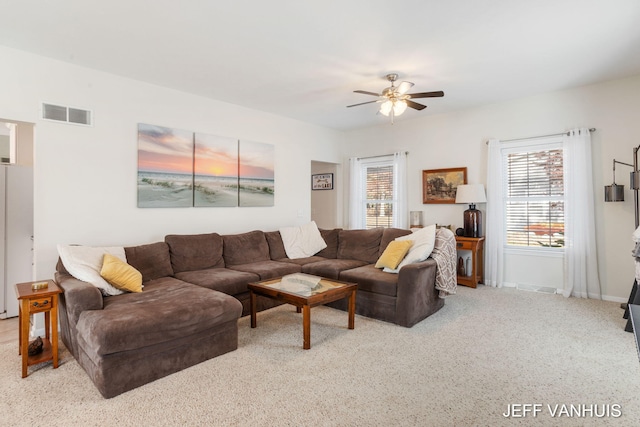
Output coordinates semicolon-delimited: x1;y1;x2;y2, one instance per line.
396;81;414;95
406;100;427;111
346;100;380;108
354;90;381;97
407;91;444;99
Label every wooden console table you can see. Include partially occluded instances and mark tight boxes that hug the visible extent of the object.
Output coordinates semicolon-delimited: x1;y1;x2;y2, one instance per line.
15;280;62;378
455;236;485;288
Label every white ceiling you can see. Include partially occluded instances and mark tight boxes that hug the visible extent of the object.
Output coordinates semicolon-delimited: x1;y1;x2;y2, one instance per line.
1;0;640;130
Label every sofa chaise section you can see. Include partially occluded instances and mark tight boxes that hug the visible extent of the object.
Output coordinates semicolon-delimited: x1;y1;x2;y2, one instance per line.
56;242;242;398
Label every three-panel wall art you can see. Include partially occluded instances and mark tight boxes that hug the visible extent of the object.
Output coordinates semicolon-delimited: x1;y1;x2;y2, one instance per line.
137;123;275;208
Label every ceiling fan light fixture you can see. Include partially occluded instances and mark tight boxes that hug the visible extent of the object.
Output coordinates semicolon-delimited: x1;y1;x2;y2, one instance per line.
379;100;393;116
393;100;407;115
350;74;444;122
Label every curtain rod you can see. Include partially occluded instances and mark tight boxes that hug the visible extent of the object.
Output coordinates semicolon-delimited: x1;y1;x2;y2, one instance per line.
357;151;409;160
485;128;596;145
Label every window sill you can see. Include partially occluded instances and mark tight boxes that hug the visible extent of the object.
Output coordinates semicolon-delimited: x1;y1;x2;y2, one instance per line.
504;247;564;258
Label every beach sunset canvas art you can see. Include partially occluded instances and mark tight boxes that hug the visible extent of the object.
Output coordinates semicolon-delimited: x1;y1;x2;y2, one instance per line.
239;140;275;207
194;133;239;207
137;124;275;208
137;123;194;208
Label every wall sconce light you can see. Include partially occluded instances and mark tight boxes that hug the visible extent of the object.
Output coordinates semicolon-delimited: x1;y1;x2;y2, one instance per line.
604;159;632;202
605;145;640;229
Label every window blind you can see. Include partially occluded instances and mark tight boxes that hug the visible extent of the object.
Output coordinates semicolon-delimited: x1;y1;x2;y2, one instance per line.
505;148;564;248
365;165;394;229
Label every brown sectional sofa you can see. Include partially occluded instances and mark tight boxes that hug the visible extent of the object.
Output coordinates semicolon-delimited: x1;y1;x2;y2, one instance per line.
55;227;446;398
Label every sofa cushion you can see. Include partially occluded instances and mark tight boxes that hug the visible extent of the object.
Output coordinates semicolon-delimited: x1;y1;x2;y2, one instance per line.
276;256;327;266
174;268;259;296
379;228;412;256
165;233;225;273
375;240;413;270
223;230;270;266
265;231;287;260
57;245;127;296
301;259;368;280
75;277;242;356
100;254;143;293
339;265;399;297
278;221;327;258
124;242;174;283
384;225;437;273
228;260;301;280
316;229;340;259
337;228;384;264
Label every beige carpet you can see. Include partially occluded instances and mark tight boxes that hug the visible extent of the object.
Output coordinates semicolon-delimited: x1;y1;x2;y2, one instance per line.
1;286;640;426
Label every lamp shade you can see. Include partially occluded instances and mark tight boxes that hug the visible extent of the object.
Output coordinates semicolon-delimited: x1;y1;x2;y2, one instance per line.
393;100;408;115
455;184;487;204
604;184;625;202
379;100;408;117
379;100;393;116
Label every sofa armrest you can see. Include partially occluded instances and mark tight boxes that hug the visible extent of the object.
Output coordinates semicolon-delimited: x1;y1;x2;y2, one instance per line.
395;259;442;327
55;272;104;359
55;272;103;325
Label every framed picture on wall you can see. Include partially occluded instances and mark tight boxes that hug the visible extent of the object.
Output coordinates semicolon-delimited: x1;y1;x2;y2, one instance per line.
422;167;467;204
312;173;333;190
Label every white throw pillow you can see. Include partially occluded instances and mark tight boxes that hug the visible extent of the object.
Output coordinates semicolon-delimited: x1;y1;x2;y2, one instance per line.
383;224;437;274
279;221;327;259
57;245;127;296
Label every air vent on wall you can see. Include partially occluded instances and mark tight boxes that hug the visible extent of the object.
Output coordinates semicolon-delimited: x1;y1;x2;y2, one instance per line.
42;103;92;126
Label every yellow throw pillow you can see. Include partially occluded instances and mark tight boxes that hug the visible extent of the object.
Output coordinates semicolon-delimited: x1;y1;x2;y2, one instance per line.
100;254;143;293
375;240;414;270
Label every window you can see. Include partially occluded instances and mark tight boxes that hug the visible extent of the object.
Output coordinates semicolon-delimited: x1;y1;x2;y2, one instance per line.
349;152;407;229
504;144;564;248
365;163;394;228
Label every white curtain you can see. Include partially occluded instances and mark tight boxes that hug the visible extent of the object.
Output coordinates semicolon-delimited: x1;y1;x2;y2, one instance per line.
392;151;408;229
485;139;504;288
348;157;364;229
562;128;601;298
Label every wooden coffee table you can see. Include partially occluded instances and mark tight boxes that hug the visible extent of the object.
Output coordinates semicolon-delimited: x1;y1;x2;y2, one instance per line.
248;274;357;349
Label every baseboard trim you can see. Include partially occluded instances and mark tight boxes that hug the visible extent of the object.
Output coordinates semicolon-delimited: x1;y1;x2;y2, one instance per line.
601;294;627;304
500;282;627;303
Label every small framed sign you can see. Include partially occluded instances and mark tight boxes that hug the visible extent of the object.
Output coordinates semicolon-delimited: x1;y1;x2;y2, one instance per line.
312;173;333;190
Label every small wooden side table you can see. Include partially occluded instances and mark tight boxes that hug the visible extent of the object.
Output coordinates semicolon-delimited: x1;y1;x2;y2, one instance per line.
455;236;485;288
15;280;62;378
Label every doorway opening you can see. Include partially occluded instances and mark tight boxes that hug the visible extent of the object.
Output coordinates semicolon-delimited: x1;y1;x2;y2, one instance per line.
311;161;341;229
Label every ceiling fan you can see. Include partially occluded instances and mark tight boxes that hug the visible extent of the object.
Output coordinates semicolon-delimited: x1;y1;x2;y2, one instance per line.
347;74;444;123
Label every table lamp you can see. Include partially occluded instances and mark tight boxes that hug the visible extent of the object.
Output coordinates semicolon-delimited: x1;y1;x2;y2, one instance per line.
455;184;487;237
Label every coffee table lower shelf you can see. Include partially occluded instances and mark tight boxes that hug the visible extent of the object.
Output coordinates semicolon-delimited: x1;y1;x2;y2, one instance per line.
248;277;357;350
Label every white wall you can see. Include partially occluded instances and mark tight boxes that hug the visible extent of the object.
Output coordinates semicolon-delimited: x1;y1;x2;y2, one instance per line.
345;74;640;301
0;46;345;281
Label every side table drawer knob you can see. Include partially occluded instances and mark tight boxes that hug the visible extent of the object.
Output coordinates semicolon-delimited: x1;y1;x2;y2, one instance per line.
31;298;51;310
